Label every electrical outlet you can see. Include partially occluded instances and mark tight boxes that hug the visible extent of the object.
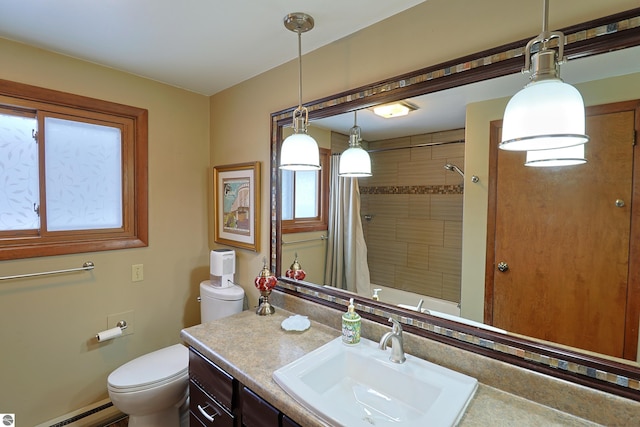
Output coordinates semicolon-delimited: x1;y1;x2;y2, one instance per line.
131;264;144;282
107;310;134;336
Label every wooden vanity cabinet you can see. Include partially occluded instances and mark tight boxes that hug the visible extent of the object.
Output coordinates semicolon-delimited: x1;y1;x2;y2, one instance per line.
280;415;302;427
189;347;238;426
241;386;302;427
189;347;302;427
190;381;235;427
241;386;280;427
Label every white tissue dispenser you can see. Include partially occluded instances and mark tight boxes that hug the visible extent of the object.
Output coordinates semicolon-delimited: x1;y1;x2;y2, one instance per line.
210;249;235;288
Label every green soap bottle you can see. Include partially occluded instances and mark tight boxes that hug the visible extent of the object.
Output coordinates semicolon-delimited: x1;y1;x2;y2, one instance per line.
341;298;361;345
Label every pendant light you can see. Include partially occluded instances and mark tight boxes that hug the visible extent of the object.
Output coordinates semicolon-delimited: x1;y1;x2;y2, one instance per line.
279;13;320;171
525;144;586;167
338;110;372;177
500;0;589;152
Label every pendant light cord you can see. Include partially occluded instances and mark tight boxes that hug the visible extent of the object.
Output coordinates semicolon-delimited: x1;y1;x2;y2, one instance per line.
283;12;313;134
292;28;309;133
541;0;549;38
297;31;303;110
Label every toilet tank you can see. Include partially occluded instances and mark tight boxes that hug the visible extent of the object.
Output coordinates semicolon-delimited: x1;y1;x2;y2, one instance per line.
199;281;244;323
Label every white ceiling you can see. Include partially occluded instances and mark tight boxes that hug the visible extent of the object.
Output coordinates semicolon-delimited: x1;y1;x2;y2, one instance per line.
2;1;639;141
0;0;425;96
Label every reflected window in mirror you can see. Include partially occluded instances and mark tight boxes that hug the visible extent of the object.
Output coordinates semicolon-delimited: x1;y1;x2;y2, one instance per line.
282;147;330;234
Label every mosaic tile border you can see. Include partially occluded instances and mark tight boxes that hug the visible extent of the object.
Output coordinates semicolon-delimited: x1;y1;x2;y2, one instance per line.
277;281;640;392
360;184;463;195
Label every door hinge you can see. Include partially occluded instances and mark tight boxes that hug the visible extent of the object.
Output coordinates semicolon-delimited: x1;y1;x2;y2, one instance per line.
33;203;40;217
32;129;38;143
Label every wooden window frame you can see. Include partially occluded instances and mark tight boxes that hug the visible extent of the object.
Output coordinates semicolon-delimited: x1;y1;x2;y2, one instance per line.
281;148;330;234
0;79;148;260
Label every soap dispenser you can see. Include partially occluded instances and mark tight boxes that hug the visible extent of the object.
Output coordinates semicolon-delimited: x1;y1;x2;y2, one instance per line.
342;298;361;345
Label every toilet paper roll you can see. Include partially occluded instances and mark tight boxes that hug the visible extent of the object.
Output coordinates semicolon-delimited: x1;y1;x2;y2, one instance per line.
96;326;123;342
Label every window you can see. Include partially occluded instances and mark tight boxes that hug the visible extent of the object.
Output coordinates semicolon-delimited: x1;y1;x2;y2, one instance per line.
281;148;329;233
0;79;148;260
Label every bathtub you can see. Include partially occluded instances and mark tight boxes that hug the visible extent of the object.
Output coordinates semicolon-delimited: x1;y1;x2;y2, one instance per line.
369;285;506;334
321;283;504;333
367;285;460;316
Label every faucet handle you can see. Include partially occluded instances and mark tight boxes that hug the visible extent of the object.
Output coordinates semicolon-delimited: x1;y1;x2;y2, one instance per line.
388;317;403;334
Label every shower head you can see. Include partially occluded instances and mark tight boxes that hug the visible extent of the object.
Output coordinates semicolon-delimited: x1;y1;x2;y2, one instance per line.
444;163;465;178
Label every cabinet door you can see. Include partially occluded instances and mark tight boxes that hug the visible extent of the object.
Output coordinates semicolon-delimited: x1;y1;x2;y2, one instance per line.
281;415;302;427
241;386;279;427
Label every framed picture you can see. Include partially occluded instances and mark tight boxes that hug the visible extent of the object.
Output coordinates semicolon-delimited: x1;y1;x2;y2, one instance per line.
213;162;260;251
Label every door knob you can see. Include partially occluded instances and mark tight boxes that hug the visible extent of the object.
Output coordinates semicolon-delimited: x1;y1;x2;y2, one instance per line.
497;262;509;272
615;199;625;208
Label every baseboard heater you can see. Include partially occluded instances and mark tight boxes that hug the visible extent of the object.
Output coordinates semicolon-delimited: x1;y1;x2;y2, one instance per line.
34;398;124;427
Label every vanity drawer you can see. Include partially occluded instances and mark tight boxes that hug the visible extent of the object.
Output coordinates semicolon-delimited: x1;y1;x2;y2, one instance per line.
189;347;235;411
190;380;235;427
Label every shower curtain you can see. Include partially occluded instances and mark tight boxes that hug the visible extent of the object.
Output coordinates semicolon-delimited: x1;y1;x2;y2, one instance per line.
324;154;371;295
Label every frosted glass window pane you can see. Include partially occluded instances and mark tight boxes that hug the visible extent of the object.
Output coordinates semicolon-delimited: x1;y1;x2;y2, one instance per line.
0;112;40;231
295;170;318;218
45;117;122;231
281;170;293;220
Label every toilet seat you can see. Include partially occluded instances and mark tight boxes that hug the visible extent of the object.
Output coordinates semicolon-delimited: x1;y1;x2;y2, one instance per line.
108;344;188;393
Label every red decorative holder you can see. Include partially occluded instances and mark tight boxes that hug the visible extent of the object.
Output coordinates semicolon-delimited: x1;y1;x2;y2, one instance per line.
285;253;306;281
254;261;278;315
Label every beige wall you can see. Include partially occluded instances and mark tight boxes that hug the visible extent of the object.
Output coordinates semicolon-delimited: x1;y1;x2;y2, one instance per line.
0;39;210;425
0;0;637;424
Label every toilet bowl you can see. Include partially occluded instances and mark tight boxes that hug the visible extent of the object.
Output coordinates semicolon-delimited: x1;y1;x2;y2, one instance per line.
108;344;189;427
107;282;244;426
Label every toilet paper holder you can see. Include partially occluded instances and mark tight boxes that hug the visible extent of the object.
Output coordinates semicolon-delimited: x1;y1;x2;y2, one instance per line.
115;320;128;330
95;320;128;341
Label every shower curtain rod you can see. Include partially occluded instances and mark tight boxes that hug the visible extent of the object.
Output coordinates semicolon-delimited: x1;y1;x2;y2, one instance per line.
366;139;465;154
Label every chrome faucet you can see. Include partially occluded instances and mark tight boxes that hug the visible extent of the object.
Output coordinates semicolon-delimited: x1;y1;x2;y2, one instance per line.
378;317;406;363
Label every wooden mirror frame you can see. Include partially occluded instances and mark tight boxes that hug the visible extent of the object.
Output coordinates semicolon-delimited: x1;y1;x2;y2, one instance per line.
270;8;640;401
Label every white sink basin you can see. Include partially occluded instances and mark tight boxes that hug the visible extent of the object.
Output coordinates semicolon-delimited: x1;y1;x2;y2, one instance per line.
273;336;477;427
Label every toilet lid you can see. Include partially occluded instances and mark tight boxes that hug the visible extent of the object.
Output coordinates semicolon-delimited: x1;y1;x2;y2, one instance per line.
200;282;245;301
108;344;188;391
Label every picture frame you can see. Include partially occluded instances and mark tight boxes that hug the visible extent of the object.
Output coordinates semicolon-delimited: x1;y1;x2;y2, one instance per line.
213;161;260;251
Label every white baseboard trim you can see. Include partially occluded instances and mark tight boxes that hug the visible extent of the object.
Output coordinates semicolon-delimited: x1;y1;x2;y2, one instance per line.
34;398;124;427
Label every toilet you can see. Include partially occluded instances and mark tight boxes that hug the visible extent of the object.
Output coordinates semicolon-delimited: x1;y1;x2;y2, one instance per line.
107;281;245;427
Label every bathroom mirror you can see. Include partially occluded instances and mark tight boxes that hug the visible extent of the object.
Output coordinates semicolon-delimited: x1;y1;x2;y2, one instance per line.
271;8;640;400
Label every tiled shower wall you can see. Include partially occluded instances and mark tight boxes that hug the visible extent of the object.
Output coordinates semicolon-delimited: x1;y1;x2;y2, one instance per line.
339;129;465;303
